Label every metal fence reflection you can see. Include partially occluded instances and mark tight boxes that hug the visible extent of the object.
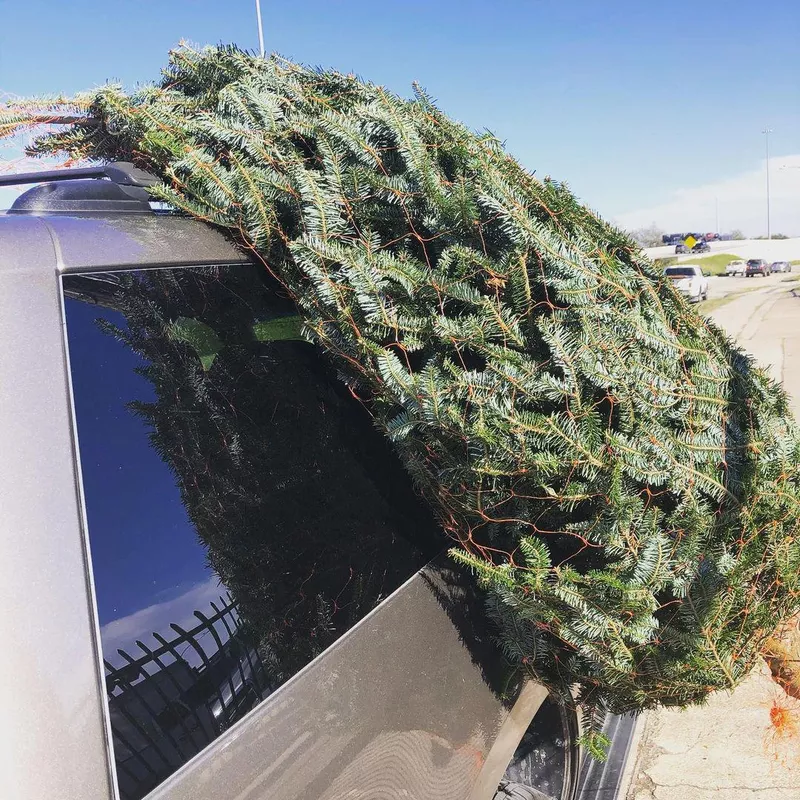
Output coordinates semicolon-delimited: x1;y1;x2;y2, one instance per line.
103;595;271;800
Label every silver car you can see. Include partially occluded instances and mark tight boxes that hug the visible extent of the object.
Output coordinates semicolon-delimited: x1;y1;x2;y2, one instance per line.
0;164;633;800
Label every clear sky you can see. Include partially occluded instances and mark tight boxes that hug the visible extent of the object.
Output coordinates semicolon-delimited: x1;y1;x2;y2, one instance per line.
1;0;798;232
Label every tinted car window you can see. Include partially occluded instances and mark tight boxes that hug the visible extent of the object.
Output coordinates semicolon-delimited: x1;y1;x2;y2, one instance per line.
62;264;440;800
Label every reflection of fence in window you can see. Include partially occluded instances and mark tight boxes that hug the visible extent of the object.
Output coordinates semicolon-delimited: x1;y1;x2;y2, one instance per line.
104;595;272;800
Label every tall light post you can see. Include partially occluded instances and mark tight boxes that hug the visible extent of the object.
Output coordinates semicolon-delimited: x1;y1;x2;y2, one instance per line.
255;0;265;57
762;128;772;240
715;195;719;234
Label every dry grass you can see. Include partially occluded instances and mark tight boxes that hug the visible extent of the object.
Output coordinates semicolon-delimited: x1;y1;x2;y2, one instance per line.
763;615;800;700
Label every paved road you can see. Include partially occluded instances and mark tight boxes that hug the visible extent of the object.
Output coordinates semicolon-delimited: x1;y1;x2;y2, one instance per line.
644;237;800;263
704;271;792;300
623;282;800;800
709;280;800;417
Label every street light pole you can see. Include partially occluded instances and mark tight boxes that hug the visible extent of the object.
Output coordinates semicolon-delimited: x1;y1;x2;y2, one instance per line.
762;128;772;240
715;196;719;234
255;0;265;58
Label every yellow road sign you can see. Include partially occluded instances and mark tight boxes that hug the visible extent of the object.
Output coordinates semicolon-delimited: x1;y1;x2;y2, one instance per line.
684;235;697;249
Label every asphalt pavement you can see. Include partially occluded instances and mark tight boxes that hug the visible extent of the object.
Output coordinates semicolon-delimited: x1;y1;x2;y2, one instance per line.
708;280;800;417
704;271;792;301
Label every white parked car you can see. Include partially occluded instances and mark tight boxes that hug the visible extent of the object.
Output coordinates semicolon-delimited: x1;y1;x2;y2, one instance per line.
664;264;709;302
725;260;746;276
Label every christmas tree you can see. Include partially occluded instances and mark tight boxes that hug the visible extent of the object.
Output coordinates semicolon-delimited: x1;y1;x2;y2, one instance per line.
5;44;800;756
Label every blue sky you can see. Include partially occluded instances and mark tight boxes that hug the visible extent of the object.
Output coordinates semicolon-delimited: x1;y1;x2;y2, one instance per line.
63;298;213;627
1;0;798;232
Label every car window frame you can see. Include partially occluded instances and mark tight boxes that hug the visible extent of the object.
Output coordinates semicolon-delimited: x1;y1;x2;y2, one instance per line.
59;259;449;800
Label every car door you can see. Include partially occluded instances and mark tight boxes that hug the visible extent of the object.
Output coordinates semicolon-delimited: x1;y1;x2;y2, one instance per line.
1;213;578;800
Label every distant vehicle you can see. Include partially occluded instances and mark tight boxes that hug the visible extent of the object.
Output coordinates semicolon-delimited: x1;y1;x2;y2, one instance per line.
770;261;792;273
664;265;709;303
745;259;769;277
675;243;689;254
725;260;746;276
691;241;711;253
663;232;716;247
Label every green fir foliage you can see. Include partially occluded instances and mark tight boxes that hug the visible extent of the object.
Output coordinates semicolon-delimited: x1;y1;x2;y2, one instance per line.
6;45;800;739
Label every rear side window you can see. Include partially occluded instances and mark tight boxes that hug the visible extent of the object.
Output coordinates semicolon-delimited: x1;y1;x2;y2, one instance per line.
62;264;439;800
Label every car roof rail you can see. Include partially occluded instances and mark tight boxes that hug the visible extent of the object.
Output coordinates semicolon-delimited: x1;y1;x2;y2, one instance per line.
0;161;159;188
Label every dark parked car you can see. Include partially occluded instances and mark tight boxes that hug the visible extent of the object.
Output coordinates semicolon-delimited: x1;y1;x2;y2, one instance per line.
0;164;636;800
770;261;792;274
691;240;711;253
675;243;689;254
746;259;769;277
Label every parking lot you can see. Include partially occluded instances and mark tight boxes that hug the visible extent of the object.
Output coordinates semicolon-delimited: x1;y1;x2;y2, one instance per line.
647;239;800;305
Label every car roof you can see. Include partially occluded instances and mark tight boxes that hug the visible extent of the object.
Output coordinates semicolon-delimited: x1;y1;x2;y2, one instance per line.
0;213;250;274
